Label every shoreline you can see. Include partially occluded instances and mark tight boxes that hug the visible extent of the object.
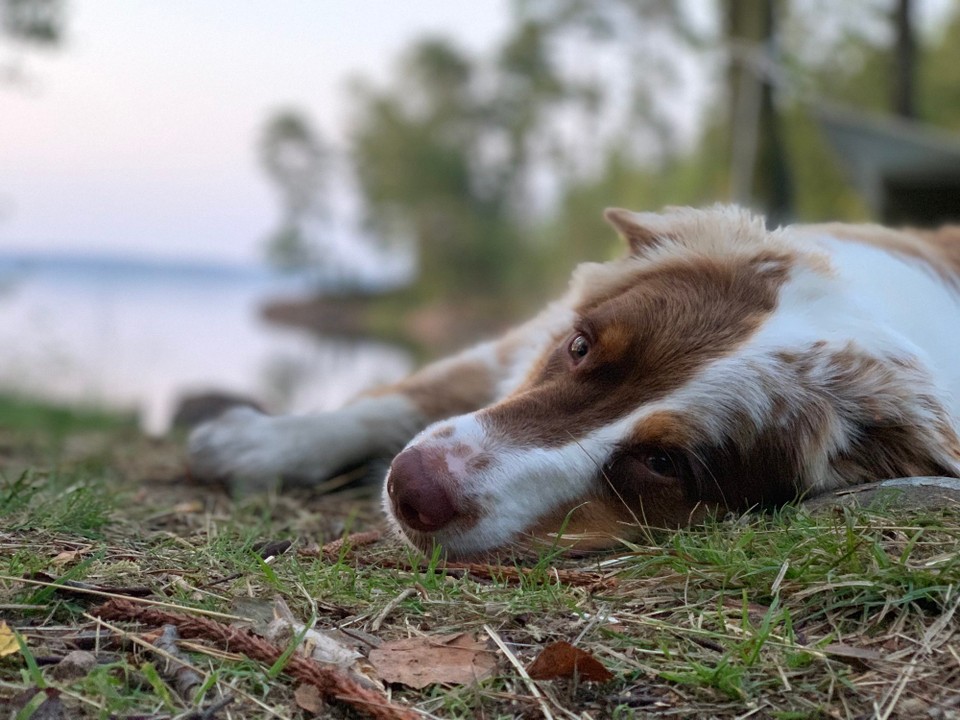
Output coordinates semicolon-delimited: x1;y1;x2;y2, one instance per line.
259;291;519;358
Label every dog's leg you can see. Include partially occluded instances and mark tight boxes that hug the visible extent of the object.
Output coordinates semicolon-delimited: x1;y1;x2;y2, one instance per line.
187;340;505;489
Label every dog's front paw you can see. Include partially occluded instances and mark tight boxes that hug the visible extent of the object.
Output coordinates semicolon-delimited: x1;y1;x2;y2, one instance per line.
187;406;287;491
186;395;424;494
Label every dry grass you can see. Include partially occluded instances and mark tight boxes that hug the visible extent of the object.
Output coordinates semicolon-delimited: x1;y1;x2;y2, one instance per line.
1;408;959;719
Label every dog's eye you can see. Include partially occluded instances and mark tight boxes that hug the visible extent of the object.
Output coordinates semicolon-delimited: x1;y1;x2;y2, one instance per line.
645;451;680;478
569;334;590;362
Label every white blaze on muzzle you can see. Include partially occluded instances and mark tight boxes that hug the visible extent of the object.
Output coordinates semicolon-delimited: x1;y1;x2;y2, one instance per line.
383;408;646;556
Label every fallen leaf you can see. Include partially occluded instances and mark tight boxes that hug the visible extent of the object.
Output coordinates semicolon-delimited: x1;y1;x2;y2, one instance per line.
253;539;293;559
294;683;325;715
266;597;382;692
822;642;884;668
50;550;84;566
526;641;613;683
722;599;772;625
0;621;20;657
173;500;204;514
369;633;497;689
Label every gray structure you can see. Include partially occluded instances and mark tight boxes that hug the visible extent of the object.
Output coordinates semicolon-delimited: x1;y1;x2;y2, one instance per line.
817;104;960;226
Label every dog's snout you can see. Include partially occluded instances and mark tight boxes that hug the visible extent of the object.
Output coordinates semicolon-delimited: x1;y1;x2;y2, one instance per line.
388;447;457;532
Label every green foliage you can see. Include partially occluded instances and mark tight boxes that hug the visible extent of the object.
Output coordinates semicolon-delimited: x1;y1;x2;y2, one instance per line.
1;0;64;45
0;393;131;437
259;110;328;273
349;36;537;302
260;2;960;315
918;10;960;129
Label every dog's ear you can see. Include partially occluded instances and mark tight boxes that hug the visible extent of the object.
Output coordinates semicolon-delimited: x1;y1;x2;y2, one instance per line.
603;208;675;255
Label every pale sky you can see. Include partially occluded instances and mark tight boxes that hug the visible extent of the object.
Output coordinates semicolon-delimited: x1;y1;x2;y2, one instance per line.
0;1;510;263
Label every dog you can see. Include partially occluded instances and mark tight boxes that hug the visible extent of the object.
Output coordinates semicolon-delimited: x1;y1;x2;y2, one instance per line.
188;205;960;559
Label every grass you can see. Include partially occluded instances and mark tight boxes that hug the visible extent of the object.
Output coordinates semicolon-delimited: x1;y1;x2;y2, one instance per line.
1;395;959;718
0;392;133;438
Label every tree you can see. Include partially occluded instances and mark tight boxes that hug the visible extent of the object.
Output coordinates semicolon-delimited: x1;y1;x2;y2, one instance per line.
891;0;915;118
348;35;554;301
2;0;62;43
259;111;328;272
725;0;792;225
1;0;65;83
265;0;960;309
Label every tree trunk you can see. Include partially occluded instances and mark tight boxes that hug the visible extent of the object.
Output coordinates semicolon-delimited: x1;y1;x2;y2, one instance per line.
726;0;792;226
891;0;916;119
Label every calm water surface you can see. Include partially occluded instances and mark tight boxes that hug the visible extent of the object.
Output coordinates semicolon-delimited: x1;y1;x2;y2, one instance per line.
0;253;413;433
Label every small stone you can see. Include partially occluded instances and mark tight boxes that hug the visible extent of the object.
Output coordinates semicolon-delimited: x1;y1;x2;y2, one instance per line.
50;650;97;681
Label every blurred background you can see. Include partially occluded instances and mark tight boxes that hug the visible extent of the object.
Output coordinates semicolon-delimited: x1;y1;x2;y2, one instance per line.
2;0;959;434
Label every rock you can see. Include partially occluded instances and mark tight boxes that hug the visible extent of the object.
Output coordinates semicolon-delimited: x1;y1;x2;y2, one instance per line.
171;392;265;429
50;650;97;681
802;476;960;512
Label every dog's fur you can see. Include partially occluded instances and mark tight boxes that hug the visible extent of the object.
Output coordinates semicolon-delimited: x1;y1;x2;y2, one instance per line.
189;205;960;559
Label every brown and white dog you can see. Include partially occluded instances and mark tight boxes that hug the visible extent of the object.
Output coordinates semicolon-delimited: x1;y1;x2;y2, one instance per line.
188;205;960;558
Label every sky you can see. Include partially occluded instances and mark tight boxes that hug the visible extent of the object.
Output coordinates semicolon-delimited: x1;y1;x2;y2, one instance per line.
0;1;511;264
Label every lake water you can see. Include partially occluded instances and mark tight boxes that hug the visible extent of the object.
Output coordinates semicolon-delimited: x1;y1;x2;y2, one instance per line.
0;252;414;434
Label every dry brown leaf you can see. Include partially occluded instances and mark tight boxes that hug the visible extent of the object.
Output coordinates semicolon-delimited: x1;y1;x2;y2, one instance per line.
266;597;382;692
173;500;204;514
50;550;84;566
526;640;613;683
93;598;414;720
294;683;325;715
822;642;884;667
721;599;772;625
369;632;497;689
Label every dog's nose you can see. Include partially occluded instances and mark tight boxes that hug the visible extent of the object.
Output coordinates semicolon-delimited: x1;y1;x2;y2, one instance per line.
387;447;457;532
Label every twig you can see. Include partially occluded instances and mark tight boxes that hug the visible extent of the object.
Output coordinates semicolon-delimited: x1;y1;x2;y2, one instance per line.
93;598;419;720
27;571;153;598
370;588;417;633
2;574;251;622
315;530;384;558
299;532;616;590
175;695;235;719
379;558;616;590
484;624;554;720
153;625;203;702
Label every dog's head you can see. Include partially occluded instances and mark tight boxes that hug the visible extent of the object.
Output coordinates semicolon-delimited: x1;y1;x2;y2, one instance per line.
384;205;960;558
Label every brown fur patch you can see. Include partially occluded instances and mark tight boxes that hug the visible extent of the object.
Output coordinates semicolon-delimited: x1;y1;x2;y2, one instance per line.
481;252;792;446
524;498;636;552
466;455;492;473
524;468;720;552
369;357;496;421
685;344;960;510
631;411;696;448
